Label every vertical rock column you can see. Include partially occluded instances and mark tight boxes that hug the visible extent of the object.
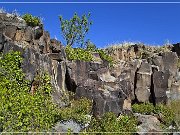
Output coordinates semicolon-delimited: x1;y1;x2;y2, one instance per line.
135;61;152;103
51;60;69;107
153;71;169;104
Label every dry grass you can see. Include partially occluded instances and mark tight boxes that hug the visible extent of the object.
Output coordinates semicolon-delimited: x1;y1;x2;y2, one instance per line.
0;7;6;13
169;100;180;129
105;41;142;49
104;41;172;59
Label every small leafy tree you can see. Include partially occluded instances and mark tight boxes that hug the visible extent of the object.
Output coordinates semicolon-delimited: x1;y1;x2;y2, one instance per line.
59;12;92;47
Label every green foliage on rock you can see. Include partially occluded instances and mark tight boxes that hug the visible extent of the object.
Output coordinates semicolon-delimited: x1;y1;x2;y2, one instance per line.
0;51;60;132
22;13;41;27
59;97;92;124
59;12;92;47
154;104;175;126
84;112;137;134
96;49;113;65
65;44;113;65
65;45;93;61
132;103;175;127
0;51;94;131
132;103;154;115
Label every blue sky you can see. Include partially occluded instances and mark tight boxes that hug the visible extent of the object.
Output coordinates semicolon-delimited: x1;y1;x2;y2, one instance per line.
1;3;180;47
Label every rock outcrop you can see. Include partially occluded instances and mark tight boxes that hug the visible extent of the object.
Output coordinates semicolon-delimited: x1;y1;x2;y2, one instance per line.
1;12;180;117
0;13;68;107
134;113;162;135
135;61;152;103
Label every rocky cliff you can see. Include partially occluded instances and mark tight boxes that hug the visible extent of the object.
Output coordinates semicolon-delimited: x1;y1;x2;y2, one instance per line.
0;13;68;107
1;12;180;117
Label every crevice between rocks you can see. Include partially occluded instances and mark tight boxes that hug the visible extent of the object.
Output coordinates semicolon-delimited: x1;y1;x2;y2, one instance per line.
149;68;156;106
132;67;139;104
65;66;77;93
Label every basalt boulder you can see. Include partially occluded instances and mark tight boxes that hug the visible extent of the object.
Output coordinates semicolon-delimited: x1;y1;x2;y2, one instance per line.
153;70;169;104
172;43;180;57
135;113;162;135
135;61;152;102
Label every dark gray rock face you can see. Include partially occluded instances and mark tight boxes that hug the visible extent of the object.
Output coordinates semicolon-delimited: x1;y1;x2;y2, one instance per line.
153;71;169;104
172;43;180;57
66;49;179;114
67;60;142;116
50;39;62;53
92;88;125;116
150;52;179;103
0;34;4;51
76;79;125;116
161;52;178;76
134;113;162;135
118;61;139;101
135;61;152;102
48;50;66;62
0;13;69;107
170;82;180;100
151;52;178;74
0;13;26;28
34;25;43;39
66;60;125;116
5;25;17;39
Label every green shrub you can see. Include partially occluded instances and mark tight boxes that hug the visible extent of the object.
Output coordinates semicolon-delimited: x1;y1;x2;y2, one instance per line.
22;13;41;27
96;49;113;65
0;51;117;132
65;45;93;61
59;97;92;123
0;51;60;132
155;104;175;126
169;100;180;129
65;45;114;66
132;103;154;115
132;103;175;127
85;112;137;135
65;45;114;65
